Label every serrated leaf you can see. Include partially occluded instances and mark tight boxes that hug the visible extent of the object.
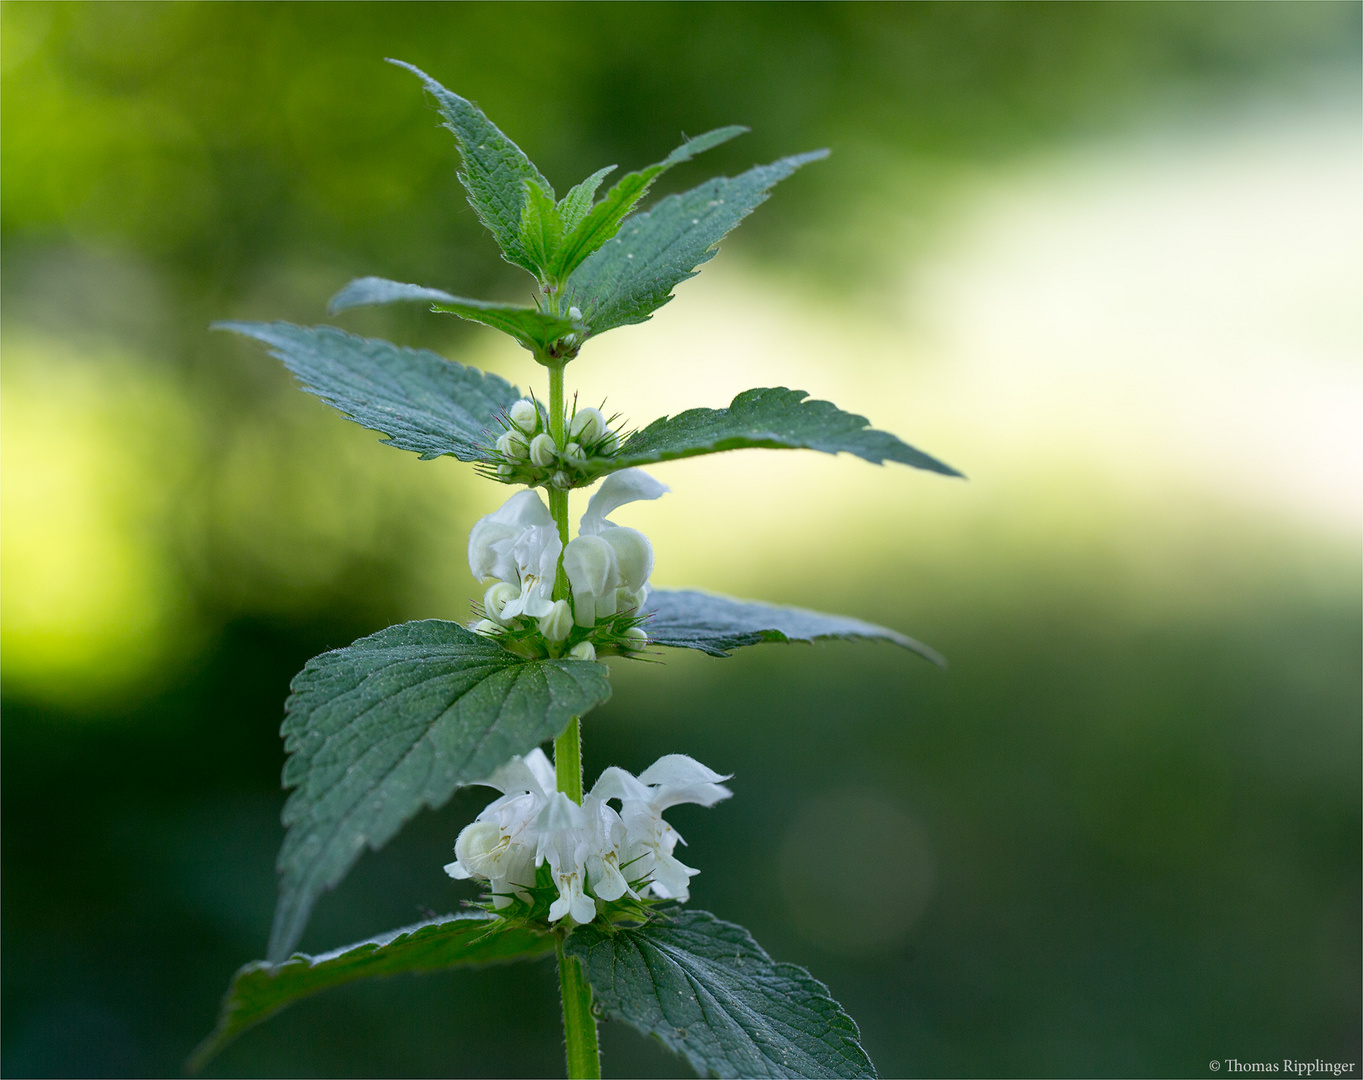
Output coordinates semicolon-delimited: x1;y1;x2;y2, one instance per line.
191;912;553;1071
269;620;612;962
547;125;748;282
328;277;578;354
519;180;564;272
567;909;876;1079
558;165;618;233
214;321;518;461
563;149;827;336
607;386;961;477
642;588;945;665
388;60;552;275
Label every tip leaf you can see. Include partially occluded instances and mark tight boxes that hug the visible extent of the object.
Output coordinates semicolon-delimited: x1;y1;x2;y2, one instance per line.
385;59;553;276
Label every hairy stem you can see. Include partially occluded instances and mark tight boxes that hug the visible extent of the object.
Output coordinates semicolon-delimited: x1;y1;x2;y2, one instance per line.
554;714;596;1074
547;361;571;599
548;358;598;1077
556;934;601;1079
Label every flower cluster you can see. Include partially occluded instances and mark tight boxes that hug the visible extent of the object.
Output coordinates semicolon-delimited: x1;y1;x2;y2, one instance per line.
446;748;731;925
468;468;667;658
488;396;621;489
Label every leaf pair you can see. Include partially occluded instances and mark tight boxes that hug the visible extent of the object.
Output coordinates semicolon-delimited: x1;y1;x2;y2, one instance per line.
348;63;823;345
522;124;749;287
216;321;960;480
196;909;874;1079
264;593;935;967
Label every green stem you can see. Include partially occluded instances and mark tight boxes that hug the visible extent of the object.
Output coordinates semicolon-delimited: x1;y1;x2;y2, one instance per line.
546;361;571;600
554;714;595;1073
556;934;601;1079
546;359;598;1077
547;360;566;444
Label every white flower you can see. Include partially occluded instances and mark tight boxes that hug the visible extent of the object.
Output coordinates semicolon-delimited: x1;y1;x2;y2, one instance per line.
563;470;666;627
447;747;729;922
536;793;597;924
590;754;731;902
445;747;557;906
582;795;635;903
467;490;562;620
562;536;617;626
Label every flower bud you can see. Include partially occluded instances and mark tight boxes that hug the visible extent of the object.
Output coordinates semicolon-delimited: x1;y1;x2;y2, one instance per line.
529;432;557;467
471;618;501;636
569;641;596;662
538;599;573;642
622;626;649;650
483;582;520;624
597;428;618;454
569;407;606;445
561;442;587;468
509;399;540;434
496;429;529;459
551;471;573;489
496;463;514;478
568;306;582;321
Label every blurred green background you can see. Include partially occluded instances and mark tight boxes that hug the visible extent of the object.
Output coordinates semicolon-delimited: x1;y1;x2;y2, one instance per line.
3;2;1359;1076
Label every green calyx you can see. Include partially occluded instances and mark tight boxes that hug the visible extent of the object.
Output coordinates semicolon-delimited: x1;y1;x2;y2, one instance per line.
472;862;663;933
474;603;651;662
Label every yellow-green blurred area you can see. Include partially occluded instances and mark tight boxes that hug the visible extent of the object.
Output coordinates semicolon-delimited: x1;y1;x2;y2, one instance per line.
2;3;1358;1076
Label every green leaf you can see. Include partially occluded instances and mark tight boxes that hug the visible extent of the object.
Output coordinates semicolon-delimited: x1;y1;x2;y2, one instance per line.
643;588;945;665
558;165;617;233
328;277;579;354
567;909;876;1079
519;180;565;273
563;149;828;336
607;386;962;477
388;60;552;275
547;125;748;282
213;321;519;461
190;912;553;1071
269;619;612;963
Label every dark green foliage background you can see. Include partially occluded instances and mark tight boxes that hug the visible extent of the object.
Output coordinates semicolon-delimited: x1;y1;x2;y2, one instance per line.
3;3;1359;1077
